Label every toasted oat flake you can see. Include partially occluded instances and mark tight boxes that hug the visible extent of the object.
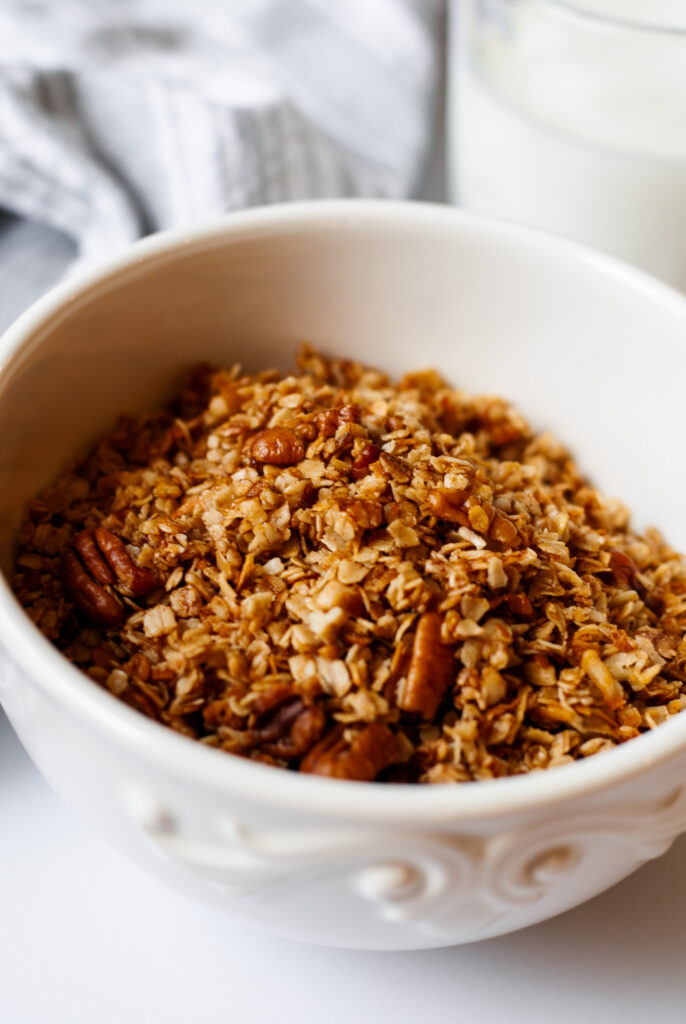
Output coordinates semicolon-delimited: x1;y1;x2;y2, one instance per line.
12;346;686;782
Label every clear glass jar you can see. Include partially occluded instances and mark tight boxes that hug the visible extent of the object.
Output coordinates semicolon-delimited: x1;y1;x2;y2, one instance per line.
449;0;686;290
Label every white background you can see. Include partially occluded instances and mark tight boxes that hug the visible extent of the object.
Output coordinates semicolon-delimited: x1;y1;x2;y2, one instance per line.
3;49;686;1024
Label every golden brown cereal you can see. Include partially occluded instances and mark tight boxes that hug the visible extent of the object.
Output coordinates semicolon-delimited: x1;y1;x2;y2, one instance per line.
13;346;686;782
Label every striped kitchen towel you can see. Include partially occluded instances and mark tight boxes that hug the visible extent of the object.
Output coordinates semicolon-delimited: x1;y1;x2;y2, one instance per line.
0;0;442;270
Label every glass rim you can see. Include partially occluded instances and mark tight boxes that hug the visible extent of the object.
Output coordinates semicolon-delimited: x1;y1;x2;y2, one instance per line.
521;0;686;36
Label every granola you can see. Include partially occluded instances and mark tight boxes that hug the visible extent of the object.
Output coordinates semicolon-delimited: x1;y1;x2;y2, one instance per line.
13;347;686;782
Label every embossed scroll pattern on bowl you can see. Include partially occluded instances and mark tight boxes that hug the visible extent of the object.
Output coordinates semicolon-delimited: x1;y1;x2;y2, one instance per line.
128;784;686;942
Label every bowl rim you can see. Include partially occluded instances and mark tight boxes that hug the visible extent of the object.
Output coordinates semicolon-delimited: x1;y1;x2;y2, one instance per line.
3;197;686;824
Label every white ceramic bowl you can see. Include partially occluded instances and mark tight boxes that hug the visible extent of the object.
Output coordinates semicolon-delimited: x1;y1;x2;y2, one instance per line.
3;200;686;951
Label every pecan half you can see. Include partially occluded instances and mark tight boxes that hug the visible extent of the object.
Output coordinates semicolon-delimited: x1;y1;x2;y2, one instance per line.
397;612;454;719
74;530;114;585
61;549;123;627
93;527;157;596
62;528;156;625
301;722;401;780
251;427;305;465
250;686;325;759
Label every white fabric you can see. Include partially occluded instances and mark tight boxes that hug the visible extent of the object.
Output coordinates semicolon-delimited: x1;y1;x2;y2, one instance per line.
0;0;442;270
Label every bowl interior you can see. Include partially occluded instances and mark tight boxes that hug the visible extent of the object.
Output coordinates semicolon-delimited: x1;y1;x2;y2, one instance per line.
1;203;685;580
3;200;686;817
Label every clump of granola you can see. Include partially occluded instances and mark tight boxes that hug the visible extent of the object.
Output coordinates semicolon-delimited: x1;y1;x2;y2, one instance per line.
13;347;686;782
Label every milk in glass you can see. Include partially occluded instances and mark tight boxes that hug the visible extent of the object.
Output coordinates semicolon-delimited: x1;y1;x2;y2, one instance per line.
451;0;686;290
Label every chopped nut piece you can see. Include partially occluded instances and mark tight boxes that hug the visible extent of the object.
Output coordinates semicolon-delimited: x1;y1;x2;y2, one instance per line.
314;408;339;438
251;427;305;465
301;723;402;780
506;593;534;619
351;443;380;481
315;404;361;438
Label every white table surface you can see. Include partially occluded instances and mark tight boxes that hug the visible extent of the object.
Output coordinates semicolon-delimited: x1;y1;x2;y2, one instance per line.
3;68;686;1023
3;707;686;1024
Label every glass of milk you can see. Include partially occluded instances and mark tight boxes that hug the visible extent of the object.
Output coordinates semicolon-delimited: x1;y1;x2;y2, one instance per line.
450;0;686;290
